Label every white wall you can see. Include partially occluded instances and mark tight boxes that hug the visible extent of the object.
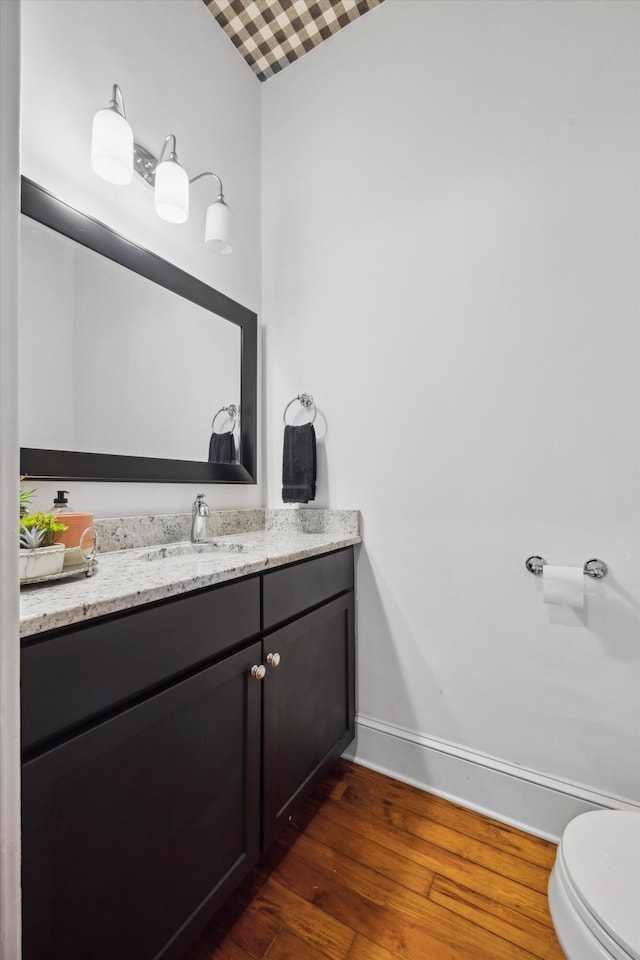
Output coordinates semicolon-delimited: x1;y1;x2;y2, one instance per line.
21;0;262;516
262;0;640;819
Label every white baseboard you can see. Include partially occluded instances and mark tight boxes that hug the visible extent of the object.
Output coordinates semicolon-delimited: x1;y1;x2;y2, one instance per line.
342;715;640;843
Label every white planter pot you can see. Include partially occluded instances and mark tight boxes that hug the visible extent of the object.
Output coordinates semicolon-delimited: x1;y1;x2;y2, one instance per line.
19;544;66;581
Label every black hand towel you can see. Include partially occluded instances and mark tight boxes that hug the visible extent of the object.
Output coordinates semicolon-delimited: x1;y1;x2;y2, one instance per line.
282;423;317;503
208;431;237;464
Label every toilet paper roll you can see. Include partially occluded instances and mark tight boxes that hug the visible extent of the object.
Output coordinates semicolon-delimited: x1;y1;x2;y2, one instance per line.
542;565;584;608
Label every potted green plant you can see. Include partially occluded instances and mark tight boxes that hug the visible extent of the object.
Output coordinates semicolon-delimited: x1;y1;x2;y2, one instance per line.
20;478;35;519
19;511;68;581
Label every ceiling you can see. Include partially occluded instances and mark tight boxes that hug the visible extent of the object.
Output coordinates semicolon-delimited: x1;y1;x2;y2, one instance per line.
203;0;384;82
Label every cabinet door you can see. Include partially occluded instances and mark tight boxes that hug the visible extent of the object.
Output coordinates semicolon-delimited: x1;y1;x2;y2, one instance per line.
22;641;262;960
262;593;355;848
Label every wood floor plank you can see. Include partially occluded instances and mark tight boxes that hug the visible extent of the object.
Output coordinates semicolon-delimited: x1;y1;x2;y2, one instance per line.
264;848;473;960
183;873;278;960
250;875;355;960
429;875;564;959
264;927;334;960
337;761;557;870
269;841;544;960
326;779;550;893
345;936;404;960
300;795;553;927
183;760;565;960
214;900;280;959
275;828;435;899
272;835;435;925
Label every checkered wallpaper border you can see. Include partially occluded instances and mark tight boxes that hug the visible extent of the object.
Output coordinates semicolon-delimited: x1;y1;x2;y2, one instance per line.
204;0;384;82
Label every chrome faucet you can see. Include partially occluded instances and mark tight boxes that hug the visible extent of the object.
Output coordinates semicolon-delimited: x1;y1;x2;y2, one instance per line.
191;493;210;543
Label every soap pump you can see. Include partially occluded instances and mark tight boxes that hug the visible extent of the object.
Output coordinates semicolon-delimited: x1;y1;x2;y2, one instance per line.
52;491;94;551
53;490;71;513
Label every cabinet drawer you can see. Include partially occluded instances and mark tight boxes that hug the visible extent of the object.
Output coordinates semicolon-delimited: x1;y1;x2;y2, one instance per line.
21;576;260;753
262;547;353;628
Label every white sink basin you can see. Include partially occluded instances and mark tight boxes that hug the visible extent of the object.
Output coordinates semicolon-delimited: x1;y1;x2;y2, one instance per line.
136;541;248;562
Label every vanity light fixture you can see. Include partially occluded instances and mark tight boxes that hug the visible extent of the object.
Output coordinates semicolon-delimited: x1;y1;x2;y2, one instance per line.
90;84;133;185
190;172;233;255
90;84;232;253
154;135;189;224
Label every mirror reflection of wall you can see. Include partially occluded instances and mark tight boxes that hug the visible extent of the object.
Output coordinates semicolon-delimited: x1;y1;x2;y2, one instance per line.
20;215;241;463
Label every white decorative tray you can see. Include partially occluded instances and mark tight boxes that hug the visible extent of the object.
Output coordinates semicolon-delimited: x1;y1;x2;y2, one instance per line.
20;556;98;587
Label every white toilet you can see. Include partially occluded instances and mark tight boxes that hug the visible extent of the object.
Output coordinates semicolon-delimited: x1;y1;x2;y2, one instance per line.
548;810;640;960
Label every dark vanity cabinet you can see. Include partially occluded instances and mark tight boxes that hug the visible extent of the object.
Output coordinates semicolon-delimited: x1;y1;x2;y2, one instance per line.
21;547;355;960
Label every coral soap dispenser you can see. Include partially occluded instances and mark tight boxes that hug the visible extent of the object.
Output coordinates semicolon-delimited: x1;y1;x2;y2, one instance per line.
52;491;94;551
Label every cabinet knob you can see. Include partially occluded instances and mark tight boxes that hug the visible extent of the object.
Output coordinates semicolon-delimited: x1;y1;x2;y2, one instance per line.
251;664;266;680
266;652;281;668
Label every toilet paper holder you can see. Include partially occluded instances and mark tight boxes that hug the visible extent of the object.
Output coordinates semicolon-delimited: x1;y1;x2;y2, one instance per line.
525;556;608;579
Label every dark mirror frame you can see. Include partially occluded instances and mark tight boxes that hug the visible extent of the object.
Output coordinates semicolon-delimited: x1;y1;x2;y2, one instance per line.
20;177;257;484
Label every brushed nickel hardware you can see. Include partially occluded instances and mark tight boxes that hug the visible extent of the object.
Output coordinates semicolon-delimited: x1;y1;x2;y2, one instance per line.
525;556;546;576
266;652;281;668
525;556;608;579
191;493;210;543
251;664;266;680
583;559;608;579
283;393;316;426
211;403;239;432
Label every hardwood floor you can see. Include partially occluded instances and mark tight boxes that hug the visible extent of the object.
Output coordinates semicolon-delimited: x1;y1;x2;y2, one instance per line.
182;759;565;960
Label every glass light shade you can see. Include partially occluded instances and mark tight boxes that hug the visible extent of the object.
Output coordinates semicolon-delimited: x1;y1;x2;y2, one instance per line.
154;159;189;224
91;108;133;185
205;200;233;254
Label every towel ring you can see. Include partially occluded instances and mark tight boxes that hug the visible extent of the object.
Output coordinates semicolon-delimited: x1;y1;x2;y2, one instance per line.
283;393;316;426
211;404;239;432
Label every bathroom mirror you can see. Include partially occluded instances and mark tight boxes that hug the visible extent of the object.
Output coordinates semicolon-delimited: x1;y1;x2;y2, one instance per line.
19;178;257;483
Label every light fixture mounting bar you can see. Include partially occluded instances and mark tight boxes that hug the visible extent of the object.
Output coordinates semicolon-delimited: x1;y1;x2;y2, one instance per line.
133;142;158;188
133;135;182;189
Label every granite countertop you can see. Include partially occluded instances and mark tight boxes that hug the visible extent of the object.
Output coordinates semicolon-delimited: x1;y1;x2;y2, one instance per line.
20;509;361;639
